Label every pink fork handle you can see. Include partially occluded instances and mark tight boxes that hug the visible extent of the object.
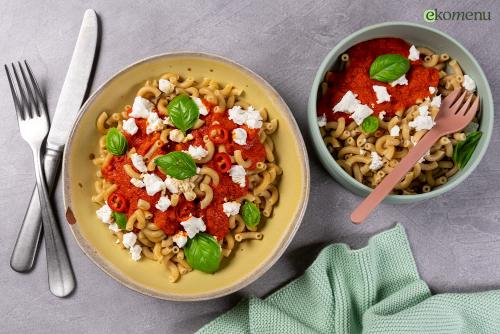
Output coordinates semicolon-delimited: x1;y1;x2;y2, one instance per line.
351;130;441;224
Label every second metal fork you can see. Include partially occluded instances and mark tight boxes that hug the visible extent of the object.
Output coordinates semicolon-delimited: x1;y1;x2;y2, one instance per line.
5;61;75;297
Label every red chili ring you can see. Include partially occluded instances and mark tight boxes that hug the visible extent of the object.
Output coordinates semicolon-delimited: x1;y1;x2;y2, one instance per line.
107;192;129;213
213;152;232;174
208;124;229;144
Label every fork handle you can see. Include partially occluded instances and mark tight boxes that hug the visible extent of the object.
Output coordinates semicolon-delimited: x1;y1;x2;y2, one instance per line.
32;146;75;297
10;148;61;272
351;130;441;224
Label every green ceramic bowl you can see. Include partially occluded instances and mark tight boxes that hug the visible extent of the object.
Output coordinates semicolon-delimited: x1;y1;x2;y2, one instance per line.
308;21;493;204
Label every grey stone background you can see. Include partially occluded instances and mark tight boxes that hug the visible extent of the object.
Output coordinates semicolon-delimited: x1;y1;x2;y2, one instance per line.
0;0;499;333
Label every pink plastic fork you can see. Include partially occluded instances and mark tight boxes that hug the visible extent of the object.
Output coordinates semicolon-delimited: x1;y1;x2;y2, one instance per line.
351;89;480;224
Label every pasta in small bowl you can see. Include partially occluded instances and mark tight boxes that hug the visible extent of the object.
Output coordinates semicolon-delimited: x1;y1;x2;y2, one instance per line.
63;53;309;300
308;22;493;203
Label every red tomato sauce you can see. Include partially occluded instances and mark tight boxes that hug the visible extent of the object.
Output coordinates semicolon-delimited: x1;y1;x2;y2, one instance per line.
101;100;265;240
318;38;440;122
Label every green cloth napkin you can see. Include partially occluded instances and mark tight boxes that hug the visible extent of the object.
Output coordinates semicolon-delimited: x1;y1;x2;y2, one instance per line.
197;224;500;333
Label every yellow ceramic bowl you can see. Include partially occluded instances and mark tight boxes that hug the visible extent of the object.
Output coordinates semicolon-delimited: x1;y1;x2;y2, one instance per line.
63;52;310;301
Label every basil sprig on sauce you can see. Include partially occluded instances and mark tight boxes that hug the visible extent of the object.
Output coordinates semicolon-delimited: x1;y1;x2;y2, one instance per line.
184;233;222;273
155;151;197;180
168;95;199;132
106;128;128;156
241;201;261;228
112;212;127;230
453;131;482;169
369;54;410;82
361;115;379;134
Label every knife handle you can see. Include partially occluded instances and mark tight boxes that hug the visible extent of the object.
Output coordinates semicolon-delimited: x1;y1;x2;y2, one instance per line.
10;147;62;272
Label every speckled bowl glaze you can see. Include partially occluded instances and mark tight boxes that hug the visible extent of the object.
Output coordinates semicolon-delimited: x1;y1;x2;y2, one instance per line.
308;22;493;204
63;52;310;301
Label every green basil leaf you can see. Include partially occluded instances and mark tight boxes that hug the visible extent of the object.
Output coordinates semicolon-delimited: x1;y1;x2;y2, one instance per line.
184;233;222;273
112;212;127;230
106;128;128;156
369;54;410;82
241;201;261;228
361;115;379;134
453;131;482;169
154;151;197;180
168;95;199;133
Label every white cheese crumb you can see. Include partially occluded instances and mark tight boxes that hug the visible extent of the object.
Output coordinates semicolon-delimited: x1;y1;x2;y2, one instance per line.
373;85;391;104
181;216;206;239
409;105;435;131
408;45;420;61
350;104;374;125
227;106;246;125
223;201;241;217
186;145;209;160
228;106;263;129
429;86;436;94
164;176;179;194
232;128;247;145
122;232;137;249
430;95;442;108
143;173;166;196
130;245;142;261
158;79;174;94
130;177;145;188
390;75;408;87
131;153;148;173
146;112;164;134
162;116;174;127
369;151;384;171
169;129;185;143
192;97;209;116
317;114;327;127
96;203;113;224
229;165;246;187
463;75;476;92
333;90;360;113
109;223;121;233
390;125;400;137
173;232;188;248
122;118;138;135
130;96;153;118
378;111;386;120
155;196;171;212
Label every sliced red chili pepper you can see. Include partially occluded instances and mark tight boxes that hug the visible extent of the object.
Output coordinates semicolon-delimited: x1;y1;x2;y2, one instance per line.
176;200;196;221
107;192;129;213
208;124;229;144
213;152;231;173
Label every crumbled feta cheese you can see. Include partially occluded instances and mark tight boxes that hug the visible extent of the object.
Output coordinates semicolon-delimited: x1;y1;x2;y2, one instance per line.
408;45;420;61
158;79;174;94
369;151;384;171
350;104;374;125
155;196;171;212
227;106;246;125
146;112;164;134
122;118;138;135
162;116;174;127
390;125;400;137
390;75;408;87
232;128;247;145
181;216;206;238
409;107;435;131
317;114;327;127
418;105;429;116
227;106;263;129
373;85;391;104
429;86;436;94
378;111;386;120
164;176;179;194
223;201;241;217
229;165;246;187
463;75;476;92
192;97;208;116
169;129;185;143
130;96;153;118
131;153;148;173
164;176;196;200
129;245;142;261
186;145;209;160
122;232;137;249
96;203;113;224
143;173;166;196
109;223;121;233
333;90;360;113
430;95;442;108
130;177;145;188
172;232;188;248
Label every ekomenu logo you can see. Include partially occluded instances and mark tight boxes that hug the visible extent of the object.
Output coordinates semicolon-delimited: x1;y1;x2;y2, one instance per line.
424;8;491;22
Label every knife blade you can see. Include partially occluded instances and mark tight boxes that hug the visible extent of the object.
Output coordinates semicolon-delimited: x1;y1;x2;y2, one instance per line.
10;9;99;272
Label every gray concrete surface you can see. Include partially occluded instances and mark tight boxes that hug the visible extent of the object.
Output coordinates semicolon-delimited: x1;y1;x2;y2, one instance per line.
1;0;499;333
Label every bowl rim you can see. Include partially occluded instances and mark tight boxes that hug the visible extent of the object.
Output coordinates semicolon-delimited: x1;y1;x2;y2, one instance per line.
63;51;310;301
307;21;494;203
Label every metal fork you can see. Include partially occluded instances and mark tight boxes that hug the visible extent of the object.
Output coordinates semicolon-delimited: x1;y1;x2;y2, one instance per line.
5;61;75;297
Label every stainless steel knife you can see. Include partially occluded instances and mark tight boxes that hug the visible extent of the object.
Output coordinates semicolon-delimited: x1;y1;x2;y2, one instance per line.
10;9;99;273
